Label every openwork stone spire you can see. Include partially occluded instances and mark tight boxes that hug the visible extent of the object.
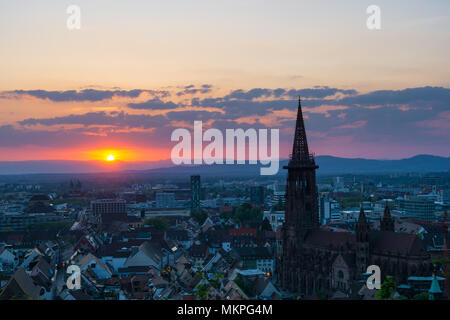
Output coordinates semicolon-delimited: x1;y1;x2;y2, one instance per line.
291;97;312;163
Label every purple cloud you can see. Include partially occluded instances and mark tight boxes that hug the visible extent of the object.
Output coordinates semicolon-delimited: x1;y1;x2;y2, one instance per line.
2;89;169;102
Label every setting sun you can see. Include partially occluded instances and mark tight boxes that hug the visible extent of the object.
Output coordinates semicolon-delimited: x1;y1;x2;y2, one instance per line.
106;154;115;162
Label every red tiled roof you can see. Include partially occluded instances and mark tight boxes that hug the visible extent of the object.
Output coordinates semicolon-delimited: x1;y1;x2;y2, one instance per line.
220;206;233;213
229;228;257;237
276;228;282;240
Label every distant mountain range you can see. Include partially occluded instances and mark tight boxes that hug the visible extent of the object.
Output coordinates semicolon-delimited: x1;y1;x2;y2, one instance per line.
314;154;450;174
0;159;173;175
0;155;448;176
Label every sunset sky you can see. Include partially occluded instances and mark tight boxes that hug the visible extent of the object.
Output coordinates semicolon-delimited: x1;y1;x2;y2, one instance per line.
0;0;449;162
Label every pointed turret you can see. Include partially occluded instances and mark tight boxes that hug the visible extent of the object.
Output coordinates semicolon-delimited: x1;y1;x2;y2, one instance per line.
428;274;442;300
380;202;395;232
356;208;370;242
357;207;367;224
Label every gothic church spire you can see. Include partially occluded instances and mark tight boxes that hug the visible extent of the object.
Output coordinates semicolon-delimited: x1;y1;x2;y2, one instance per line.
291;97;311;163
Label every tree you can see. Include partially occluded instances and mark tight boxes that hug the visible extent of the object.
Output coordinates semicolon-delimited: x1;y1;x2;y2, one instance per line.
273;198;284;211
413;292;429;300
235;203;262;223
191;209;208;224
375;276;397;300
233;274;251;296
261;217;273;231
210;273;224;289
195;282;212;300
194;271;213;300
315;290;328;300
9;293;30;300
431;254;450;278
29;220;73;231
143;217;169;230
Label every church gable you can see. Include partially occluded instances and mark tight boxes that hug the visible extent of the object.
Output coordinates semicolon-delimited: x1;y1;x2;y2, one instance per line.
331;254;352;293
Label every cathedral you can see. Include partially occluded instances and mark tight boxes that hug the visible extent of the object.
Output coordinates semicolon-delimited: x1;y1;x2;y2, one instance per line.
280;98;433;298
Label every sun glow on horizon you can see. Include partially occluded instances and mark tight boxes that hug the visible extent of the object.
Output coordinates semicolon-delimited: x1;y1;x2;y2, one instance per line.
72;147;171;163
86;148;129;162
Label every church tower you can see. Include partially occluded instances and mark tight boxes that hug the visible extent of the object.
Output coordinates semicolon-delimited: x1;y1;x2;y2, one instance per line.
281;97;319;290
